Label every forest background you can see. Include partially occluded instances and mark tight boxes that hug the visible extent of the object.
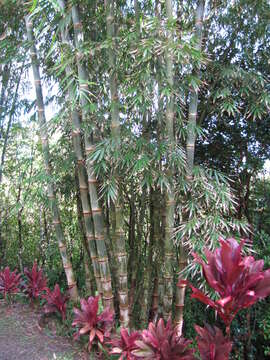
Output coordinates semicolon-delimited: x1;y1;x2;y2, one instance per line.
0;0;270;358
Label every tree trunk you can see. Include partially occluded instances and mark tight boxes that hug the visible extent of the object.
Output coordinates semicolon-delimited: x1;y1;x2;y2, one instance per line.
25;14;78;301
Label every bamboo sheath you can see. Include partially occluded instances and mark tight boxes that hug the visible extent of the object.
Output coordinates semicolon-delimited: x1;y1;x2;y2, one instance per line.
105;0;129;327
25;15;78;302
57;0;101;296
174;0;205;336
69;4;114;311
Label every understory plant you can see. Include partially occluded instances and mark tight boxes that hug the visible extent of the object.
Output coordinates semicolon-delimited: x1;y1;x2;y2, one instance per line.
72;295;114;351
42;283;69;321
24;262;48;302
0;267;21;300
132;318;195;360
181;237;270;335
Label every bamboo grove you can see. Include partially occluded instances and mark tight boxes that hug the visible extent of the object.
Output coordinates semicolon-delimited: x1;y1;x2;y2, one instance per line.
1;0;270;340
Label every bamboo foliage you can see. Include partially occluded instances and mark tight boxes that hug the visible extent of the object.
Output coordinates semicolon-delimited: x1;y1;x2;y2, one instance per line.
25;14;78;302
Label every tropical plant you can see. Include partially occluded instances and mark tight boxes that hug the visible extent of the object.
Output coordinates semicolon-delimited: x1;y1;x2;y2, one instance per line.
0;267;21;299
109;328;141;360
179;237;270;334
42;284;69;321
195;323;232;360
24;262;48;301
132;318;195;360
72;296;114;351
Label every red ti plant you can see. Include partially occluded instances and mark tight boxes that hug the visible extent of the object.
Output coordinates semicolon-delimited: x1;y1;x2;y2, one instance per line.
0;267;21;300
195;323;232;360
178;237;270;334
132;318;195;360
24;262;48;301
42;284;69;321
109;328;141;360
72;296;114;351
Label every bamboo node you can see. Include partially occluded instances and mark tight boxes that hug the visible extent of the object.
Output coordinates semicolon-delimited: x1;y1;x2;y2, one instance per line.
63;264;72;270
117;252;127;258
95;235;105;241
85;145;96;153
102;278;112;284
37;108;44;112
83;211;92;216
68;282;76;289
79;83;88;89
71;129;80;136
87;235;95;240
98;257;108;263
103;295;114;301
52;221;61;225
88;179;98;184
92;208;102;214
74;22;83;29
111;122;120;129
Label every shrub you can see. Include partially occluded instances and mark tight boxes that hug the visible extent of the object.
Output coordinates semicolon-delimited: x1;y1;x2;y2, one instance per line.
24;262;48;301
42;284;69;321
0;267;21;300
109;328;141;360
179;237;270;334
72;295;114;351
132;318;195;360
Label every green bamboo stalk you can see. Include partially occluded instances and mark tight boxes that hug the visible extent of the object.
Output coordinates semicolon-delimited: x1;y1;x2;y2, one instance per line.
70;3;114;311
163;0;176;320
175;0;205;336
105;0;129;327
57;0;102;296
25;14;78;301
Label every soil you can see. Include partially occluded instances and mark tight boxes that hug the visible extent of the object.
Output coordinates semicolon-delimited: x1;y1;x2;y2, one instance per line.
0;300;84;360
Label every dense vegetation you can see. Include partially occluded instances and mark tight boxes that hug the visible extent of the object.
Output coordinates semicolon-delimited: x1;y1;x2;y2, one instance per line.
0;0;270;358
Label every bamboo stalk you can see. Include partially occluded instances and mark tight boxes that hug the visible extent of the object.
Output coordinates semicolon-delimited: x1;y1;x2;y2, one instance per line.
163;0;176;320
25;14;78;302
69;3;114;311
105;0;129;327
174;0;205;336
57;0;102;296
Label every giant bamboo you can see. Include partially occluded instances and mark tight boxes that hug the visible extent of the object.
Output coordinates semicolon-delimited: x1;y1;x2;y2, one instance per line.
69;4;114;311
175;0;205;335
163;0;176;320
57;0;101;295
105;0;129;326
25;14;78;301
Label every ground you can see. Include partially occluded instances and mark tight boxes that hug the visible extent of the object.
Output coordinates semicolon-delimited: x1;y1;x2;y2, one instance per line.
0;300;84;360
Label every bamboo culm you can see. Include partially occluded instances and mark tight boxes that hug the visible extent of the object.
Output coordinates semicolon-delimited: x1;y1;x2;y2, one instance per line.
25;14;78;302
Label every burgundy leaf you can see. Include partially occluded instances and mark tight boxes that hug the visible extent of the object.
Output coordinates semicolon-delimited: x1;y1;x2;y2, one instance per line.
42;284;69;321
179;238;270;327
132;318;195;360
195;324;232;360
24;262;48;300
0;267;21;299
109;328;141;360
72;295;114;351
